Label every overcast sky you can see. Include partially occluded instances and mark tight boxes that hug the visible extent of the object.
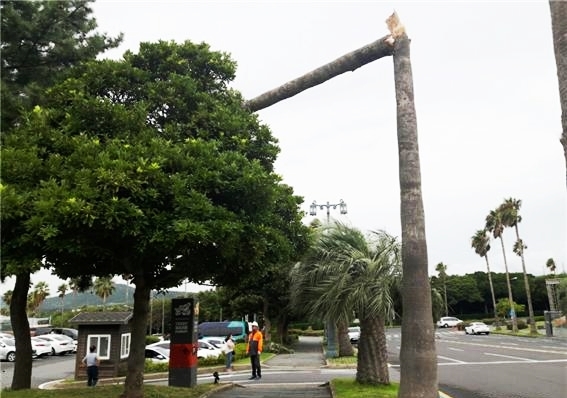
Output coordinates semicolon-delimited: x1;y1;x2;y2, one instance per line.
3;1;566;298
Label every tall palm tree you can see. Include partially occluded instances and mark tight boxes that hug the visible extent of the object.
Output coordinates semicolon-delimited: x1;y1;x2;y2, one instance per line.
549;0;567;187
93;276;115;309
57;283;68;322
486;209;518;333
435;262;448;316
290;222;401;385
499;198;537;335
244;13;434;396
471;229;498;323
546;258;557;275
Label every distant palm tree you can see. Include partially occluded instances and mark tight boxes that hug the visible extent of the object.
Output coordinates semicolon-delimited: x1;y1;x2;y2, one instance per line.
93;276;115;308
485;209;518;333
498;198;537;335
435;262;448;316
28;282;50;316
291;222;401;385
546;258;557;275
471;229;498;322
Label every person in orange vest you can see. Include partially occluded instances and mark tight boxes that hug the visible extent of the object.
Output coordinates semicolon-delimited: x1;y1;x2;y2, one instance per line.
246;321;263;379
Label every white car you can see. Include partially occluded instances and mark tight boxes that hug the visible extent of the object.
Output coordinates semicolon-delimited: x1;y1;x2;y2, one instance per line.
348;326;360;343
465;322;490;335
437;317;463;328
197;340;223;359
147;339;222;360
144;346;170;363
0;338;17;362
199;336;228;351
31;336;52;357
36;334;73;355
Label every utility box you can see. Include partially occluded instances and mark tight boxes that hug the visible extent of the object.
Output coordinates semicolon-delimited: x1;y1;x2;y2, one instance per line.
544;310;562;337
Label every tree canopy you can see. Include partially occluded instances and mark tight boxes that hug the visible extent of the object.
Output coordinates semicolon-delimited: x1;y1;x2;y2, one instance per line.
3;39;308;397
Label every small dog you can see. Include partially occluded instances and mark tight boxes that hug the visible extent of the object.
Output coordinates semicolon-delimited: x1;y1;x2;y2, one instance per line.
213;371;220;384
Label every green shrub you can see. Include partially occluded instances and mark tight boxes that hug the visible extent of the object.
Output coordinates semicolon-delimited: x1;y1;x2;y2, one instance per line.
145;335;161;345
506;319;528;330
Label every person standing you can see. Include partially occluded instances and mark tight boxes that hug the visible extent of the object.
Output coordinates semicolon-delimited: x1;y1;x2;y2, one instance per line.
224;333;235;371
246;321;263;380
82;344;100;387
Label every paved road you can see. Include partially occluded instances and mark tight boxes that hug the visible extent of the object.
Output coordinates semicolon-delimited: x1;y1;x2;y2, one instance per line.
159;336;338;398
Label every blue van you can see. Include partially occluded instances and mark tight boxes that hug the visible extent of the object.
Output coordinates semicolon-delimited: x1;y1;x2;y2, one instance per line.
198;321;249;341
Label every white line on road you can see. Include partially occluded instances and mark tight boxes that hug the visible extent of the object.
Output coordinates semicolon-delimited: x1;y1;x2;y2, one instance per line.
447;347;464;352
438;355;465;364
484;352;533;361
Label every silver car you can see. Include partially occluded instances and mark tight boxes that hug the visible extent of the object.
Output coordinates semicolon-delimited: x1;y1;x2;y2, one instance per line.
0;338;17;362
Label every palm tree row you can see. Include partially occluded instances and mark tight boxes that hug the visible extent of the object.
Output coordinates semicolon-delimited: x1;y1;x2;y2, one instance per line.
472;198;536;334
290;221;401;385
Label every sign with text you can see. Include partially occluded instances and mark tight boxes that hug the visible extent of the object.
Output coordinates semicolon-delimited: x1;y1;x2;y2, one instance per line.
169;297;199;387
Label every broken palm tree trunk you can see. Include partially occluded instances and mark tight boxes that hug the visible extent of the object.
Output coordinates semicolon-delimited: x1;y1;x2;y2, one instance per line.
244;12;437;397
244;36;394;112
389;12;438;398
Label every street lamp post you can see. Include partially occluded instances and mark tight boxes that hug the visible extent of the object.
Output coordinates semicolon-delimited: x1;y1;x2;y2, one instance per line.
309;199;348;224
308;199;348;358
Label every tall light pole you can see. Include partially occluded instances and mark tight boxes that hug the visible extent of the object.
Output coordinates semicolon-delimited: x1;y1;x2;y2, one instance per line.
308;199;348;358
309;199;348;224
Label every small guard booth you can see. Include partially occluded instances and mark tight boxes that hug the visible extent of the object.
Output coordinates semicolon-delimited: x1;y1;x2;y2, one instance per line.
70;311;133;380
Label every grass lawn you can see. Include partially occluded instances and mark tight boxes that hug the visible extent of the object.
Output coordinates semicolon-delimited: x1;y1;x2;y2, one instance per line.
0;384;219;398
332;379;399;398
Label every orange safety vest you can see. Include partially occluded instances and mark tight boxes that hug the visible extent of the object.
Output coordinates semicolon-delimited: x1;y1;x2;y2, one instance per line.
246;330;263;354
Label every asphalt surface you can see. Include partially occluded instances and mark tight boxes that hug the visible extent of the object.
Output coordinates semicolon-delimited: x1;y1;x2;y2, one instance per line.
206;335;333;398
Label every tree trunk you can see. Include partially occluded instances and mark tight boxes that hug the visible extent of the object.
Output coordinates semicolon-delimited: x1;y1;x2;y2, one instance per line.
10;273;33;390
499;236;518;333
514;226;537;335
244;36;394;112
549;0;567;188
337;319;354;357
121;273;151;398
484;255;499;323
356;316;389;384
390;14;438;398
262;297;271;342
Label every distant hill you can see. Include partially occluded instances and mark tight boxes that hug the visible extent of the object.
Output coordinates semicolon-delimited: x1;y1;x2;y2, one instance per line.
38;283;188;312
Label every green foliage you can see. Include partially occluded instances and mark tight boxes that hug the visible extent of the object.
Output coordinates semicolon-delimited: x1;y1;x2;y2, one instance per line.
1;385;217;397
1;0;122;131
145;335;161;346
496;298;525;319
331;379;399;398
507;319;528;330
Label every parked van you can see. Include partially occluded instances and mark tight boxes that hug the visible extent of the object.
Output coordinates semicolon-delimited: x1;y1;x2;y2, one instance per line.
198;321;249;341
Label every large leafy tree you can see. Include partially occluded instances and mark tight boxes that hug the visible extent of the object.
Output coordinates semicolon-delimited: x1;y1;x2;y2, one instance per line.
0;0;121;389
6;40;304;398
291;222;401;385
471;229;498;321
498;198;537;334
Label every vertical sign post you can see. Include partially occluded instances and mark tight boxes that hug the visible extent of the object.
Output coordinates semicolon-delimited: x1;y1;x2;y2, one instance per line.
169;298;199;387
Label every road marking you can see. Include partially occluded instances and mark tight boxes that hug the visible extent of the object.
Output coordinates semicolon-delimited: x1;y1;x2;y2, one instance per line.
447;347;464;352
389;358;567;368
437;339;567;355
438;355;465;364
500;342;519;346
484;352;533;361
